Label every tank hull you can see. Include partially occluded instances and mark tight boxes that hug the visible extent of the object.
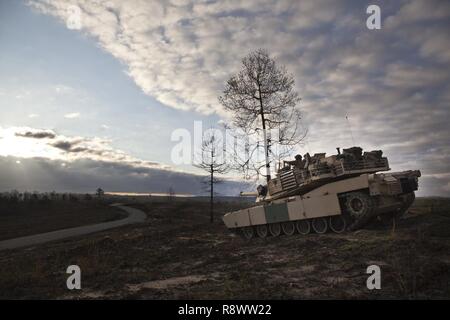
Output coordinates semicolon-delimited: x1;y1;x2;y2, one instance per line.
223;170;420;237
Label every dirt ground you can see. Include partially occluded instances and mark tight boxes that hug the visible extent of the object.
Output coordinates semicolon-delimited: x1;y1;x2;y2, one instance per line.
0;200;126;241
0;197;449;299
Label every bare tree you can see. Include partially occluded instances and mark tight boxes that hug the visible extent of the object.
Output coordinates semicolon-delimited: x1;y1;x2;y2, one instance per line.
167;186;175;202
96;187;104;198
219;49;305;182
194;130;229;223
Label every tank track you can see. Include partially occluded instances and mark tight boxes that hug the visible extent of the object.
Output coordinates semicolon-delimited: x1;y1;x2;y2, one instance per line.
236;191;415;239
238;215;347;239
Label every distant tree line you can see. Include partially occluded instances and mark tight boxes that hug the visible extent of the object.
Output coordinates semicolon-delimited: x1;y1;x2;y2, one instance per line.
0;188;105;204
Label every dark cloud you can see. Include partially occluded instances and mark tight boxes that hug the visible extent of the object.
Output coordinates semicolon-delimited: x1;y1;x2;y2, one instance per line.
15;130;56;139
51;141;76;151
0;156;251;196
50;140;107;156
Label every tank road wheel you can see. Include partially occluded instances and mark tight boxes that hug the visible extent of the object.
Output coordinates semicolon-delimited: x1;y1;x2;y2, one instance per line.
329;215;346;233
296;220;311;235
241;227;254;239
312;218;328;234
256;225;268;238
281;221;295;236
269;223;282;237
342;192;375;231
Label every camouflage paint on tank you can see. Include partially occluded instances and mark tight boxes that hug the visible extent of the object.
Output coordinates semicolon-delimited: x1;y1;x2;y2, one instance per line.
264;202;289;223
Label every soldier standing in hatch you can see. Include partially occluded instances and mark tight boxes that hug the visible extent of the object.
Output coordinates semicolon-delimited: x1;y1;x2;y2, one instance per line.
286;154;305;169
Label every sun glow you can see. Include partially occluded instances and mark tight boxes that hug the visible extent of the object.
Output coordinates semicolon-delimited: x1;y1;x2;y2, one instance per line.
0;127;61;159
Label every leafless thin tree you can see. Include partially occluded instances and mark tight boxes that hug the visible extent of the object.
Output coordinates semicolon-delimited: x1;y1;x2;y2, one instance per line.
167;186;175;202
219;49;306;183
194;130;229;223
95;187;104;198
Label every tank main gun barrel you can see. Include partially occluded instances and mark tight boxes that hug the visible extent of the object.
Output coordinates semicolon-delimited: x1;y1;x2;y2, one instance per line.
240;191;258;197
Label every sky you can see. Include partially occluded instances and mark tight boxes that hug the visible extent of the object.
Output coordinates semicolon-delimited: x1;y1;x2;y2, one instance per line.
0;0;449;196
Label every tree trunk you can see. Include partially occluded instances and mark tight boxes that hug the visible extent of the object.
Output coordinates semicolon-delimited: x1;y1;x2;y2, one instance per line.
258;85;271;183
210;164;214;223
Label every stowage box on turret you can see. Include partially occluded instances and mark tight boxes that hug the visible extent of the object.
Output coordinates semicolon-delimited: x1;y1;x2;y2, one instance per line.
223;146;421;238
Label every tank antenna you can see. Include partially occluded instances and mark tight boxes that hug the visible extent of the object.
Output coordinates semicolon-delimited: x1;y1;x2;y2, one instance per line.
346;114;356;146
299;116;310;153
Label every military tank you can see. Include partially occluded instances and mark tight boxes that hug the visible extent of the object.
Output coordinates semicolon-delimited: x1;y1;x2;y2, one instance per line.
223;146;421;238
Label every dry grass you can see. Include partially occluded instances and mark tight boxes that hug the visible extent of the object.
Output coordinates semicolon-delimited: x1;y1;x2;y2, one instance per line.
0;200;126;240
0;197;449;299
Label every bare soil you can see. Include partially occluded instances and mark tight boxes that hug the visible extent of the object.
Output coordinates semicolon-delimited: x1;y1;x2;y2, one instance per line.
0;197;449;299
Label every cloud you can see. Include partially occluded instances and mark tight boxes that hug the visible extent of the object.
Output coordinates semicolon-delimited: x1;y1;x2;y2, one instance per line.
0;126;251;194
54;84;73;94
384;63;449;89
15;129;56;139
28;0;349;115
444;182;450;193
1;126;168;169
0;155;249;195
385;0;450;63
51;140;86;152
64;112;80;119
385;0;450;27
51;140;73;151
27;0;450;196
